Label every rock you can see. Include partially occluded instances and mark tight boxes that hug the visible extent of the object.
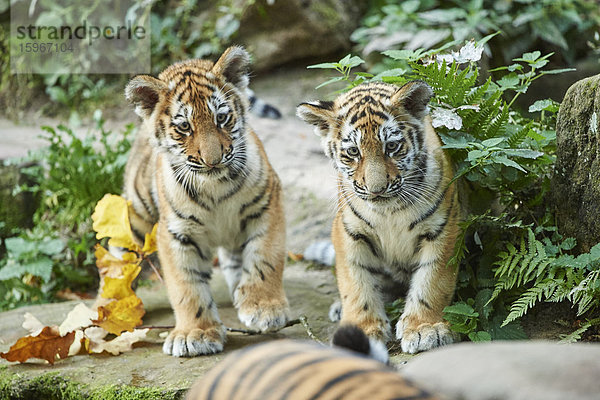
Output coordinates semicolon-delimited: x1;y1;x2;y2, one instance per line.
0;162;37;240
552;74;600;252
237;0;367;71
402;341;600;400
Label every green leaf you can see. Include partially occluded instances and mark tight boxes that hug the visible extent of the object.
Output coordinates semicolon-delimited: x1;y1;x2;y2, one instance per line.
444;302;478;317
315;76;345;89
468;331;492;342
37;238;66;256
517;51;541;63
503;149;544;159
382;49;417;61
4;237;36;257
0;257;54;282
481;138;504;147
540;68;576;75
307;62;339;70
493;156;526;172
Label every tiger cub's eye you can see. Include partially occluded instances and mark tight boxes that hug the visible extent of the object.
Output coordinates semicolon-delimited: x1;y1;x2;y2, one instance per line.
385;141;400;152
347;146;360;157
216;113;228;125
178;121;190;131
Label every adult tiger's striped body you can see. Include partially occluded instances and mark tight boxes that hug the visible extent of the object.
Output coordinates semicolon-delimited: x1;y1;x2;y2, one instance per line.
124;46;289;357
297;81;460;354
187;327;439;400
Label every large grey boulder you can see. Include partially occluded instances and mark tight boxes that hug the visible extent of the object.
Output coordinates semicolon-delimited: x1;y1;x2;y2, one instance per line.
237;0;366;71
552;74;600;252
402;341;600;400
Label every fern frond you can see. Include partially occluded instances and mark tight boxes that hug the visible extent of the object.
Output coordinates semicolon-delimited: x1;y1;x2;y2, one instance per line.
503;279;559;326
507;122;533;147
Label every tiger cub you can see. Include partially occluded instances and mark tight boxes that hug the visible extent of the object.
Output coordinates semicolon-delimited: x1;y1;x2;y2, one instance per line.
296;81;460;354
186;325;440;400
123;46;289;356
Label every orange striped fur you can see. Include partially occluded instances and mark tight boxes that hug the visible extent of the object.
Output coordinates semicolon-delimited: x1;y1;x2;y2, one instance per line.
123;47;289;356
187;339;440;400
297;81;460;353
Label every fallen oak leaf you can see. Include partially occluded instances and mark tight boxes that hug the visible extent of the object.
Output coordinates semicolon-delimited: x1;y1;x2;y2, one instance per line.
101;263;141;300
95;244;138;279
87;328;150;355
92;194;140;252
93;295;145;335
0;326;75;365
141;223;158;255
58;303;98;336
22;313;45;336
287;251;304;262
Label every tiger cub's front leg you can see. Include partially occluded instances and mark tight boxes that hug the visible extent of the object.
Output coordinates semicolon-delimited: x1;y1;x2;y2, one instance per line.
233;179;290;332
158;222;225;357
334;215;391;341
396;234;458;353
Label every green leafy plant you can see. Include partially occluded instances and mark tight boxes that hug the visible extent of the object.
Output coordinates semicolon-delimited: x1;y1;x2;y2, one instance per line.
310;36;600;342
353;0;600;65
0;115;133;310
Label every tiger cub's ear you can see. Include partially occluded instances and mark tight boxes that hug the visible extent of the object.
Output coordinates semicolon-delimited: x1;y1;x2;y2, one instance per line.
391;80;434;120
125;75;168;119
212;46;251;90
296;101;336;137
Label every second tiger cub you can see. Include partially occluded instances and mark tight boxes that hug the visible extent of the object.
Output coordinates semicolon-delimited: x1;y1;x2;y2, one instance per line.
297;81;460;353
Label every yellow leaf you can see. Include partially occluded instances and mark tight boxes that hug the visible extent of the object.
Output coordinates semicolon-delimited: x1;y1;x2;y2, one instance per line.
95;245;139;279
93;295;145;335
101;263;141;300
142;223;158;254
92;194;140;252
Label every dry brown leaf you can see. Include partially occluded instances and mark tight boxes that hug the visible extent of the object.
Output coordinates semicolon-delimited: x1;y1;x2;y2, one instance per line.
0;326;76;365
56;288;94;301
93;295;145;335
287;251;304;262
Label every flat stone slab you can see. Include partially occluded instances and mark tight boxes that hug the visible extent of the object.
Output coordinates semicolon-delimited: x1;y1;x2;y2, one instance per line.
403;341;600;400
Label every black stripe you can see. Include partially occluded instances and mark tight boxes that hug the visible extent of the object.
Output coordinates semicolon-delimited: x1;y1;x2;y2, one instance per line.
356;263;391;278
195;306;204;318
239;175;268;215
226;349;309;400
240;233;264;251
131;226;146;244
171;206;204;226
343;222;380;257
169;163;212;211
258;268;265;281
189;269;212;283
215;173;247;202
263;261;275;271
346;198;374;229
239;188;273;232
409;185;448;230
418;297;432;310
205;345;268;400
256;354;343;399
308;370;372;400
169;230;209;261
133;179;156;219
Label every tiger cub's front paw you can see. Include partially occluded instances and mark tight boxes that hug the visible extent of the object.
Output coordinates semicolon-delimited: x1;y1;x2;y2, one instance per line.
396;317;454;354
237;299;290;332
162;326;226;357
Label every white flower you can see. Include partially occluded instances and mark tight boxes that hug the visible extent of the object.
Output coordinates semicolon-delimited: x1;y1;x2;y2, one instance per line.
431;108;463;130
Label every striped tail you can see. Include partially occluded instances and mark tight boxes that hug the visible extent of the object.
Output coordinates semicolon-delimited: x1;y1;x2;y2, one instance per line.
332;324;389;364
246;88;281;119
304;240;335;266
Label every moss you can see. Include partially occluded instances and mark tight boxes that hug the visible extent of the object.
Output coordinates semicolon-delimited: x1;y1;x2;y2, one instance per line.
0;367;185;400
